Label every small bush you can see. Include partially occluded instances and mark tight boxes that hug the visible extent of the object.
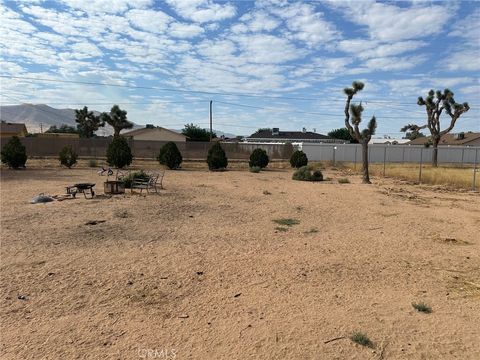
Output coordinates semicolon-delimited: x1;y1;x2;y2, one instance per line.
88;159;98;167
249;148;269;169
121;170;149;188
273;218;300;226
338;178;350;184
58;145;78;168
157;142;182;169
107;137;132;169
1;136;27;169
412;302;432;313
290;150;308;168
250;166;261;173
292;166;323;182
207;142;228;170
350;332;373;348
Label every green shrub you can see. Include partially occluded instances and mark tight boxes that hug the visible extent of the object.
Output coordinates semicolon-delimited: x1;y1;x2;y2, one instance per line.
207;142;228;170
121;170;149;188
290;150;308;168
106;137;132;169
1;136;27;169
350;332;373;348
249;148;269;169
412;302;432;313
273;218;300;226
88;159;98;167
292;166;323;182
338;178;350;184
58;145;78;168
249;166;261;173
157;142;182;169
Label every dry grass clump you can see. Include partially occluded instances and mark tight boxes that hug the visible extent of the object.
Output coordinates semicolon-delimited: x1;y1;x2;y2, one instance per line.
341;162;478;189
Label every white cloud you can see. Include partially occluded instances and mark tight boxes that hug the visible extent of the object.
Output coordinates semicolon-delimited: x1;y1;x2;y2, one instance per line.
235;11;280;33
233;34;304;64
165;0;236;23
330;1;454;42
364;55;427;71
444;51;480;72
58;0;153;14
169;22;204;38
126;9;172;33
338;40;427;60
271;2;339;46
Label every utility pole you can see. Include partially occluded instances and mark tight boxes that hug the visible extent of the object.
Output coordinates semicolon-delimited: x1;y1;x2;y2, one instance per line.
209;100;213;142
40;123;43;133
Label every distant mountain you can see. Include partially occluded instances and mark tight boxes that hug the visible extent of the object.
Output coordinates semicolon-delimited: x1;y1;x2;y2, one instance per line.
0;104;140;136
0;104;240;138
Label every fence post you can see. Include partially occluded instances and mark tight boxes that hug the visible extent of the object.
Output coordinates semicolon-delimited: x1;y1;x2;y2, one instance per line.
461;147;465;167
354;145;357;170
332;146;336;166
383;145;387;177
473;148;478;191
419;147;423;184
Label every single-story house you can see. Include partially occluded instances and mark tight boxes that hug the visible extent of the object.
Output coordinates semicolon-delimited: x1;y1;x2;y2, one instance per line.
123;125;187;142
245;128;340;143
408;132;480;146
0;121;28;138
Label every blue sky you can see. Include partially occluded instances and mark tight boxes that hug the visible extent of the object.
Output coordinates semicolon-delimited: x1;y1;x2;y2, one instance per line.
0;0;479;136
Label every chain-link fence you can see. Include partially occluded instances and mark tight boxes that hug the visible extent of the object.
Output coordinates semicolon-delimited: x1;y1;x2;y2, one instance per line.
301;143;479;190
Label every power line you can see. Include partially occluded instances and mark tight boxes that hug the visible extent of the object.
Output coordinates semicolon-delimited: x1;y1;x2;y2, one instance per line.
214;100;476;119
3;75;479;107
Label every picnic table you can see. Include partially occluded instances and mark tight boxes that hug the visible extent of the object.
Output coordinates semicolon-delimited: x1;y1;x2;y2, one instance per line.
66;183;96;199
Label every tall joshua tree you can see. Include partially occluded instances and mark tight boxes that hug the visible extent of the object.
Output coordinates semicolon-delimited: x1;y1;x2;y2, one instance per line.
343;81;377;184
401;89;470;167
75;106;104;138
101;105;133;137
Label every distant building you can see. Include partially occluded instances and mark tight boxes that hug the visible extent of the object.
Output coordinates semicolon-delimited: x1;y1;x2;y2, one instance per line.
245;127;339;143
37;133;79;138
369;138;410;145
408;132;480;146
0;121;28;138
123;125;187;142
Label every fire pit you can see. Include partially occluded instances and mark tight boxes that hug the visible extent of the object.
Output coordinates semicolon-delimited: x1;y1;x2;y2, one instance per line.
104;180;125;195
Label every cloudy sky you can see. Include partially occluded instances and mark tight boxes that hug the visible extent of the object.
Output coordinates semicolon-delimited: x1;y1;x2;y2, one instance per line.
0;0;479;136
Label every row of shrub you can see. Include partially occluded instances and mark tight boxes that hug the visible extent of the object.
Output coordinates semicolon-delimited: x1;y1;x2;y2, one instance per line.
1;136;312;172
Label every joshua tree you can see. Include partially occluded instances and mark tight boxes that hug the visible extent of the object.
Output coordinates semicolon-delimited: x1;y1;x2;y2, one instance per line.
101;105;133;137
401;89;470;167
343;81;377;184
75;106;104;138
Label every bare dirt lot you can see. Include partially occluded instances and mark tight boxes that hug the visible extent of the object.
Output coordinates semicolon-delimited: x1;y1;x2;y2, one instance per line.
1;165;479;359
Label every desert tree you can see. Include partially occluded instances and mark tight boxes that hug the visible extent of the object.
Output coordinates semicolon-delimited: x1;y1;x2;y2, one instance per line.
101;105;133;137
401;89;470;167
75;106;104;138
343;81;377;184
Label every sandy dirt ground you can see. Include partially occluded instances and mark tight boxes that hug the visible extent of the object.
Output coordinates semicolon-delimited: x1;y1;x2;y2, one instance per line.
1;164;479;359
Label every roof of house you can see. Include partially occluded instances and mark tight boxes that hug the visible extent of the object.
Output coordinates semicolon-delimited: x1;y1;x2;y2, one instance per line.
0;121;27;134
248;129;331;140
122;126;187;138
408;132;480;145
